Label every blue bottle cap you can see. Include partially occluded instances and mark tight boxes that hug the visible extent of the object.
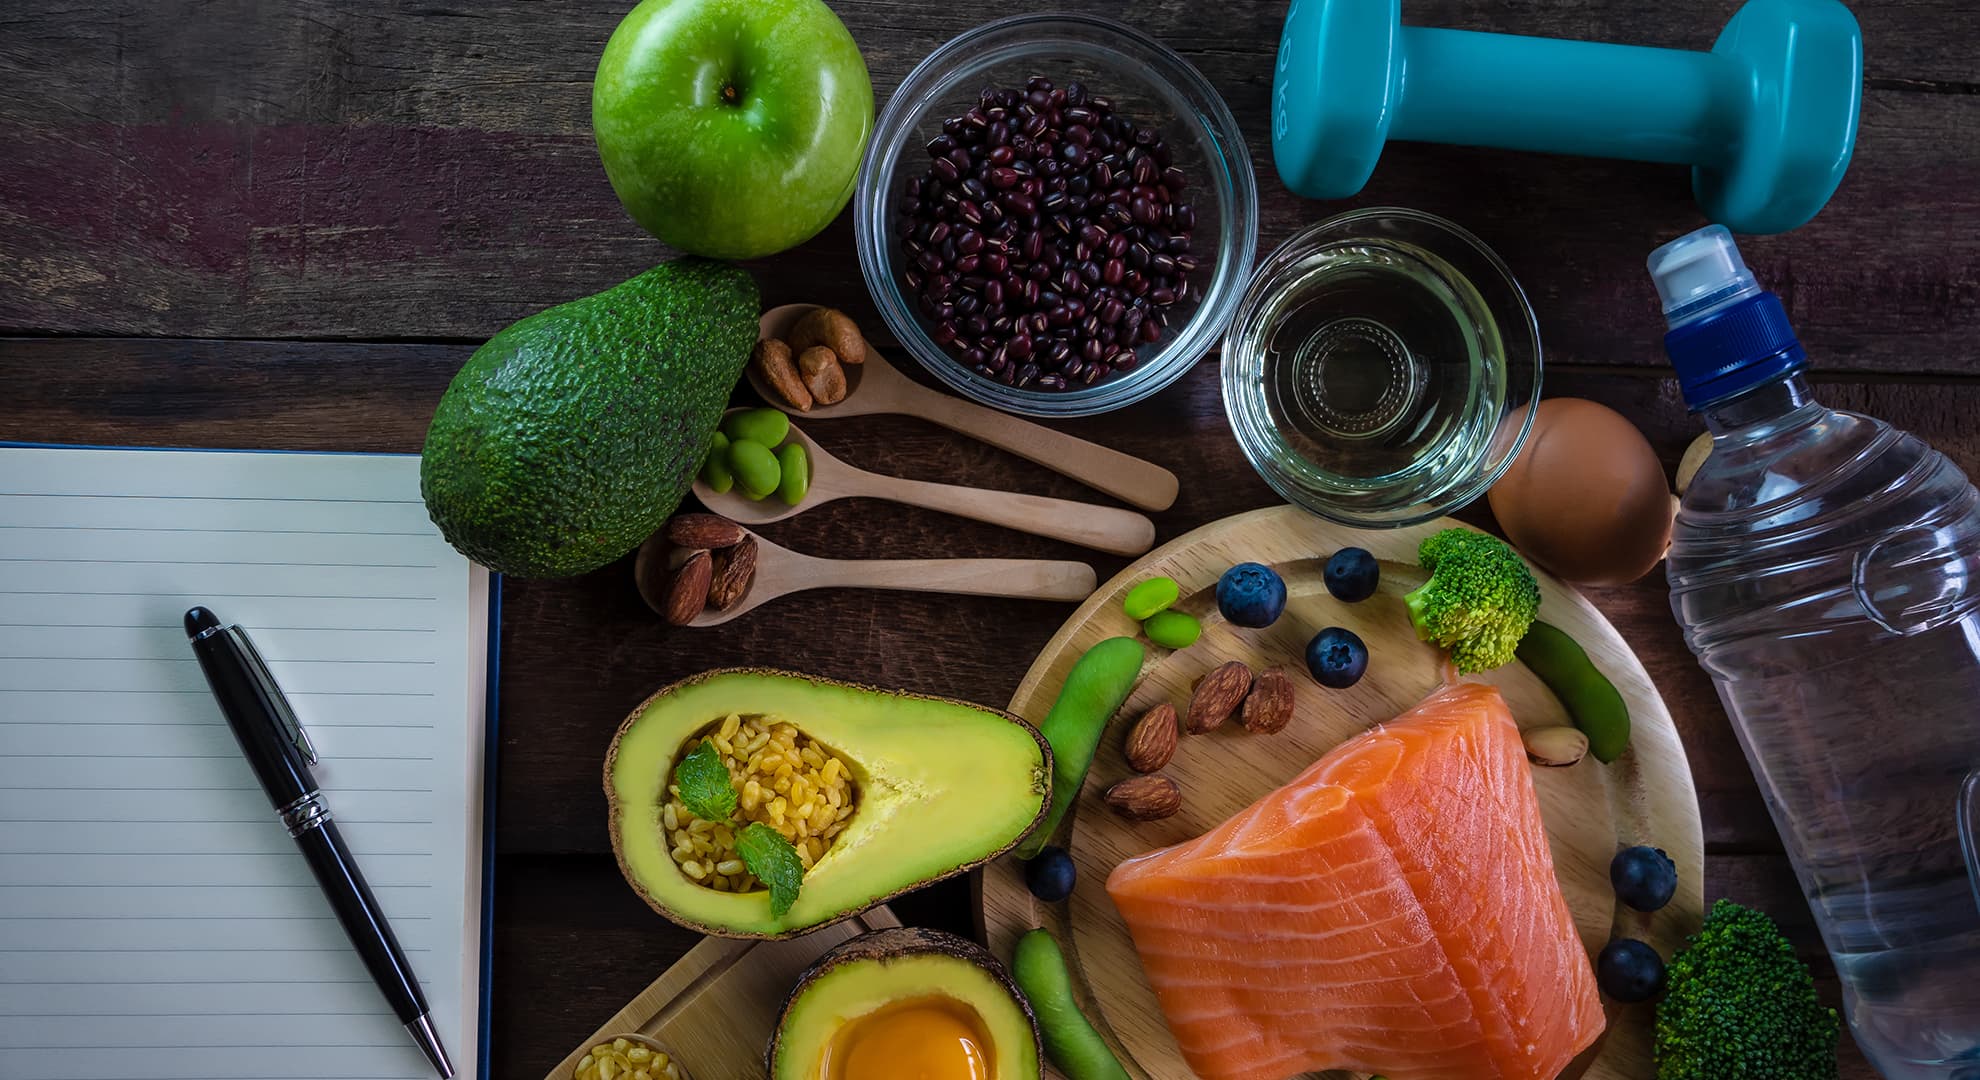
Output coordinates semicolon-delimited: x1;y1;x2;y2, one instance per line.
1649;225;1806;409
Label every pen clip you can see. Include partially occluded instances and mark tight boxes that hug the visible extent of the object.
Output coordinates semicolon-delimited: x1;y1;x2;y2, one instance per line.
229;626;318;766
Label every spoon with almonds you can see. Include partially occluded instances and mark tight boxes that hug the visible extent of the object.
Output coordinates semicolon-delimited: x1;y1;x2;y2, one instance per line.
749;304;1179;512
635;527;1097;627
695;409;1156;556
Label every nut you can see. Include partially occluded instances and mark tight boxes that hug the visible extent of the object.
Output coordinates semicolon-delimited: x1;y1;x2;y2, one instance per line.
752;338;812;411
1523;725;1591;767
707;536;758;612
1240;667;1296;734
1104;775;1182;821
1675;430;1712;495
666;513;746;551
787;307;868;365
798;346;848;405
663;549;713;626
1185;661;1253;734
1124;703;1179;773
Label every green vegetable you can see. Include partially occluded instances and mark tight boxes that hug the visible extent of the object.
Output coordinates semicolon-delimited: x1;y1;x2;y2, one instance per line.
1015;636;1145;859
1012;929;1131;1080
728;439;782;500
1517;621;1631;762
1404;528;1541;673
1142;610;1202;649
700;432;735;494
723;407;790;448
419;258;759;578
777;443;810;505
672;739;738;823
1122;576;1179;620
737;822;806;918
1655;900;1839;1080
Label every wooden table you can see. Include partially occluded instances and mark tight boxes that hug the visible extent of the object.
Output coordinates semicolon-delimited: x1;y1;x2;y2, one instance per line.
6;1;1973;1076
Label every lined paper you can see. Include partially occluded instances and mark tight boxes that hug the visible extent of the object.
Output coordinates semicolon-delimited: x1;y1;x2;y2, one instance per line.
0;446;488;1080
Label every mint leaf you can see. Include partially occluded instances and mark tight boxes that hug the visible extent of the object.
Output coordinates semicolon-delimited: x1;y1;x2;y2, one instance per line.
737;822;805;917
672;740;736;823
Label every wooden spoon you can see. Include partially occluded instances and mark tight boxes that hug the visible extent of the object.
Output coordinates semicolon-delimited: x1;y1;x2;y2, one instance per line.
635;529;1097;627
696;411;1156;556
750;304;1179;512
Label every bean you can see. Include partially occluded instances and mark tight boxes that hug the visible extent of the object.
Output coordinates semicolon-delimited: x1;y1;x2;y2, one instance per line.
699;432;734;494
726;439;781;501
1122;576;1179;620
1142;610;1202;650
1012;929;1131;1080
1015;636;1145;859
1515;621;1631;763
775;443;809;506
720;407;788;448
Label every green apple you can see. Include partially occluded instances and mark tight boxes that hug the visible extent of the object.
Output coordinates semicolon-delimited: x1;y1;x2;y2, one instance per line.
593;0;873;260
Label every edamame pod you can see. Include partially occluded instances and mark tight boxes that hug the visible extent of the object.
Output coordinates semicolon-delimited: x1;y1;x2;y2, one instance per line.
1012;929;1131;1080
727;438;781;501
776;443;809;505
1516;621;1630;763
721;407;789;448
1015;636;1145;859
700;432;734;494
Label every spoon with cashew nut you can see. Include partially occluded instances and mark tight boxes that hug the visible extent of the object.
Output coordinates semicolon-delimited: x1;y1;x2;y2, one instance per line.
749;304;1179;512
694;408;1156;556
636;526;1097;627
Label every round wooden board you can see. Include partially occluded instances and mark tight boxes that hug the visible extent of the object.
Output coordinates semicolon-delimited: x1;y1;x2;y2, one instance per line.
979;505;1704;1080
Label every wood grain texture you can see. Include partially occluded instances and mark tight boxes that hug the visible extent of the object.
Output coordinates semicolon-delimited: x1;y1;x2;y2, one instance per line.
978;507;1703;1080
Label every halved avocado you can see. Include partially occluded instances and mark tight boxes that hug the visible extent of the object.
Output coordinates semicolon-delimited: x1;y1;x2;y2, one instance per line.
606;669;1051;939
768;927;1042;1080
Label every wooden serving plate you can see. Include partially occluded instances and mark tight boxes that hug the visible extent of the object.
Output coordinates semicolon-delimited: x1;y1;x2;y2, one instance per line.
980;506;1704;1080
542;907;901;1080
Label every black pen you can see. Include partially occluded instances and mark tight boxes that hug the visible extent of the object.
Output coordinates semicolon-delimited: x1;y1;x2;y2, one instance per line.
184;606;454;1079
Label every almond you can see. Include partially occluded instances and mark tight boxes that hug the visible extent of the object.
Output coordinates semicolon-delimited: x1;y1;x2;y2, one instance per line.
1185;661;1252;734
1240;667;1296;734
1523;725;1590;767
666;513;746;551
798;346;848;405
1124;703;1179;773
1104;775;1182;821
706;536;758;612
663;549;713;626
752;338;812;411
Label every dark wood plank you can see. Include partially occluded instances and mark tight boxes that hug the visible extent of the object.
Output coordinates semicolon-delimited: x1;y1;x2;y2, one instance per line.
493;851;1876;1080
3;1;1978;371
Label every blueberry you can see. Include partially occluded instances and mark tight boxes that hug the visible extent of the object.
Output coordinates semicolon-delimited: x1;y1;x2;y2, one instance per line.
1609;845;1678;912
1324;547;1380;602
1596;938;1667;1003
1217;562;1287;628
1024;846;1077;903
1305;627;1367;689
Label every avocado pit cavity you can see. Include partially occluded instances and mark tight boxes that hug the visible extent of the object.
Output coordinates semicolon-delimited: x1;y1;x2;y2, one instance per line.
824;995;994;1080
663;713;858;892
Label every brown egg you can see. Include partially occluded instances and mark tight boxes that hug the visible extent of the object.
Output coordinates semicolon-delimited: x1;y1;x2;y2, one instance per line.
1487;398;1675;586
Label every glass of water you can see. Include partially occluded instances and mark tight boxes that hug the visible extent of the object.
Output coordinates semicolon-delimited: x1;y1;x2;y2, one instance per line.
1221;208;1541;526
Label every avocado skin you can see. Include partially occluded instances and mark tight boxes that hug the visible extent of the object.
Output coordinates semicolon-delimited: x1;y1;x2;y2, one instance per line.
420;259;759;577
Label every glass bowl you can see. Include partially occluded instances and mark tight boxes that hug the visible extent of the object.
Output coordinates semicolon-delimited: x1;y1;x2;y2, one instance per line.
854;13;1258;417
1221;208;1541;527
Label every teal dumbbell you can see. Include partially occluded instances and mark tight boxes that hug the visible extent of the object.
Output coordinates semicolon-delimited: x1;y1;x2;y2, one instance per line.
1271;0;1862;234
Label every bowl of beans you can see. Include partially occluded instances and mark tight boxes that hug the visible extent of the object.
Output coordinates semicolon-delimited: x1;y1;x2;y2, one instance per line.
854;12;1258;417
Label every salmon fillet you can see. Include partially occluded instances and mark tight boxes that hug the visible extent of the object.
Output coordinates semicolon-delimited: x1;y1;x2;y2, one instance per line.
1105;682;1604;1080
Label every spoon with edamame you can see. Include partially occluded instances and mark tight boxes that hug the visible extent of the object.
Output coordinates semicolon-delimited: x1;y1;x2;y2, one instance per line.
693;407;1157;556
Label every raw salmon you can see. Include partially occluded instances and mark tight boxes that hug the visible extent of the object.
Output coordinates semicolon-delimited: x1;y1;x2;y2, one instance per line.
1105;682;1603;1080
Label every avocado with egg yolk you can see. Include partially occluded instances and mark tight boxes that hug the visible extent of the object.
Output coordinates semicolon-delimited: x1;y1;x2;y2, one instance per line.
769;927;1042;1080
606;669;1052;939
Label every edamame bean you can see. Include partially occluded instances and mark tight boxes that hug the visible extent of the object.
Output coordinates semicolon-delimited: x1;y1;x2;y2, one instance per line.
1516;620;1630;763
722;407;789;449
700;432;734;494
1015;636;1145;859
1122;576;1179;620
1142;610;1202;649
777;443;809;505
1012;929;1131;1080
727;439;781;501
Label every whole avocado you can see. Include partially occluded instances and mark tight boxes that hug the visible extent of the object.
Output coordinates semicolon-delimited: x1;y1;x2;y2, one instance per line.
421;259;758;577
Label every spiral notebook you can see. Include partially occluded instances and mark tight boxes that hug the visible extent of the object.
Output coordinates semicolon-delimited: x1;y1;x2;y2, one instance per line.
0;444;497;1080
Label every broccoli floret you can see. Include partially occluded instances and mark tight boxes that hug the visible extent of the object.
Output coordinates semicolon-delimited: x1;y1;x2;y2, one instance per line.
1655;899;1839;1080
1402;528;1540;673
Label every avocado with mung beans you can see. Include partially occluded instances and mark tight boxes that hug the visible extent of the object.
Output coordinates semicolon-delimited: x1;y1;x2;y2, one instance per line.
605;669;1052;939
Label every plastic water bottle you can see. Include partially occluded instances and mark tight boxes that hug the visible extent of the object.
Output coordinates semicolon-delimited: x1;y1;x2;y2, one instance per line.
1653;226;1980;1079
